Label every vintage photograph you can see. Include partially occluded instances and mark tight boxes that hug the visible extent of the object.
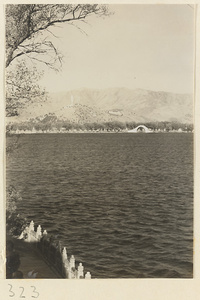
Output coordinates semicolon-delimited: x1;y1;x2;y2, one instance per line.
5;4;194;279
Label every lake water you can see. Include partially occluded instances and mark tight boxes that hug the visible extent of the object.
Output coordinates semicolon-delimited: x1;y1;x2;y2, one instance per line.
6;133;193;278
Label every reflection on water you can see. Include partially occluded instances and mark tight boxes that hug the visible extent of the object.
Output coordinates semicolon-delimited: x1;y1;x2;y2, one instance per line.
6;133;193;278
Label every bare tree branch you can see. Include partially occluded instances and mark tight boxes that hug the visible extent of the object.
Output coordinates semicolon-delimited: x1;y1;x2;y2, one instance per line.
5;4;111;116
6;4;110;68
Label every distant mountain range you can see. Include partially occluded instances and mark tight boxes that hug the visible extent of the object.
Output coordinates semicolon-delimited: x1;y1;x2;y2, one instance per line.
9;88;193;124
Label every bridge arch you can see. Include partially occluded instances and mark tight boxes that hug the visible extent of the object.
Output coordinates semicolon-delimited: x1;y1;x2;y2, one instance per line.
128;125;152;133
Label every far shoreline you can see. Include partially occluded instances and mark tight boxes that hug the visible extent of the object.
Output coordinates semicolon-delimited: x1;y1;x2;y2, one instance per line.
7;130;193;135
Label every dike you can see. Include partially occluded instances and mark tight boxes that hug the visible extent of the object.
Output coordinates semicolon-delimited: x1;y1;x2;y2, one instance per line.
6;221;91;279
6;234;62;279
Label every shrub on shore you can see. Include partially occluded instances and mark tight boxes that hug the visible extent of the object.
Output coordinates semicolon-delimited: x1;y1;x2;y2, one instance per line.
6;186;27;237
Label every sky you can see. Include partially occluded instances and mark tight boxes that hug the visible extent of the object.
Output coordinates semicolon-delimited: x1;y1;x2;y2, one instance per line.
38;4;195;94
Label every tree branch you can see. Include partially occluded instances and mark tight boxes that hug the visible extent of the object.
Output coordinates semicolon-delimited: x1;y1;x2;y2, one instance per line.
6;4;110;68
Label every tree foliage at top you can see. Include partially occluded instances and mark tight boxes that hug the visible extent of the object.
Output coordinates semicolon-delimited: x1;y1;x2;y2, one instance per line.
6;4;110;69
5;4;110;116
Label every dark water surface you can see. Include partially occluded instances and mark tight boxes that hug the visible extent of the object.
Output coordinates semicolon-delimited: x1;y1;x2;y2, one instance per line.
6;133;193;278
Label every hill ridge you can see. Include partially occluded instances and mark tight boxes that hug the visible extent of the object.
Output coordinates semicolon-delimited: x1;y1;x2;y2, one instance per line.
8;88;193;124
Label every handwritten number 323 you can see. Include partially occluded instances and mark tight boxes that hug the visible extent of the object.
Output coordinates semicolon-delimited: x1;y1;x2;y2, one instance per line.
8;284;39;298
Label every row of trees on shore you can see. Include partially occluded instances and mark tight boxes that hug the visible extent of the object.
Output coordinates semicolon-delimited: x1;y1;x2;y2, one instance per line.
7;115;193;133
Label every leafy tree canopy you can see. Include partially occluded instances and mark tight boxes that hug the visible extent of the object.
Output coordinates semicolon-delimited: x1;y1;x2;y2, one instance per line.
6;60;46;116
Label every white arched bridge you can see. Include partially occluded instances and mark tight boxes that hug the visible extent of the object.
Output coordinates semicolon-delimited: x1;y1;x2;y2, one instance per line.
128;125;153;133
